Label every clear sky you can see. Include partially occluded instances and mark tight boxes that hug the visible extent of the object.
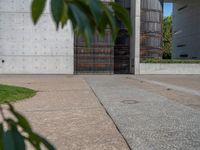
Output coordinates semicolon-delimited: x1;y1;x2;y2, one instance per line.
164;3;173;16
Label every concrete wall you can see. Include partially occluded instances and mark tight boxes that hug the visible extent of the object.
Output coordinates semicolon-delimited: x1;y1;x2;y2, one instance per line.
0;0;74;74
130;0;141;74
140;63;200;74
172;0;200;59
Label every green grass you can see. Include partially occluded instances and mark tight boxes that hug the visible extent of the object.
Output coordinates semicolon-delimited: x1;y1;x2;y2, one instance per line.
0;84;36;104
141;59;200;64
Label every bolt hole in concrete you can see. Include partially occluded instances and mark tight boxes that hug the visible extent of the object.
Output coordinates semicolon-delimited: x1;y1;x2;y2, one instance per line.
121;100;139;105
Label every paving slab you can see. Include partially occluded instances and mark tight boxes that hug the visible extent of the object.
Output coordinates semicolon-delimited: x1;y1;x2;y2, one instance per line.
0;75;129;150
85;75;200;150
134;75;200;91
126;75;200;111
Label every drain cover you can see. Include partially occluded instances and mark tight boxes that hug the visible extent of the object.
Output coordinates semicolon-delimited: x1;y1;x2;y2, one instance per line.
121;100;139;104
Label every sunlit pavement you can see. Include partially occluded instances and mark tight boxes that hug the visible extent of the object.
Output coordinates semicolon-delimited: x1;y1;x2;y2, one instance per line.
0;75;129;150
1;75;200;150
85;75;200;150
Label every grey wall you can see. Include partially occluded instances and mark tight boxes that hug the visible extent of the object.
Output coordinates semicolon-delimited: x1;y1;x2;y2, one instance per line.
0;0;74;74
130;0;141;74
172;0;200;59
140;63;200;74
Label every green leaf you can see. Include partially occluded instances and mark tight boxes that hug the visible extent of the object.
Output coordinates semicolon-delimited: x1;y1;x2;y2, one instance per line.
3;130;15;150
29;133;56;150
31;0;133;46
96;12;108;37
8;104;32;133
31;0;46;24
0;124;3;150
102;4;119;40
61;3;69;28
88;0;102;24
111;2;132;34
36;134;56;150
27;133;41;150
68;3;93;46
8;104;55;150
3;120;26;150
51;0;64;28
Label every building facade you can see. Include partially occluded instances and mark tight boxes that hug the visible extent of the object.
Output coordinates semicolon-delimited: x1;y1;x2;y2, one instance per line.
0;0;198;74
0;0;74;74
172;0;200;59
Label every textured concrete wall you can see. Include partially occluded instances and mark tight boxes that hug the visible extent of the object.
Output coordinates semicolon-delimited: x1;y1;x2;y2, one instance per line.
140;63;200;74
172;0;200;59
0;0;74;74
130;0;141;74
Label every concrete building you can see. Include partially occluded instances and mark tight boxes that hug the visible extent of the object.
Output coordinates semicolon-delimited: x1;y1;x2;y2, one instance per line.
0;0;199;74
172;0;200;59
0;0;74;74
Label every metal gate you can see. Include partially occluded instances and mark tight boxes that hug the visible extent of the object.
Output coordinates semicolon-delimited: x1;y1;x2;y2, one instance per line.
74;0;131;74
74;29;114;74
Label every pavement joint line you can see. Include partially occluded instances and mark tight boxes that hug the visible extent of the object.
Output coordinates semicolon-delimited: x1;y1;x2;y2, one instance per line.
84;78;132;150
126;77;200;97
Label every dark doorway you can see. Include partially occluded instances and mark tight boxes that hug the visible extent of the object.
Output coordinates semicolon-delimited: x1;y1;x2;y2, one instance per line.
114;0;131;74
114;29;130;74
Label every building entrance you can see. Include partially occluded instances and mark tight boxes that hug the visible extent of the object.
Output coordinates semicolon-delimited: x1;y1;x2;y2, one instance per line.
74;0;131;74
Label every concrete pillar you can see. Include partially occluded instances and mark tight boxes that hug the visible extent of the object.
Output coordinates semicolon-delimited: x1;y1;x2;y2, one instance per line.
130;0;141;74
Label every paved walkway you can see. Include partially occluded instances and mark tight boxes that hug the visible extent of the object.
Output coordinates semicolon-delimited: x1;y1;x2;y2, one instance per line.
127;75;200;111
0;75;129;150
1;75;200;150
85;75;200;150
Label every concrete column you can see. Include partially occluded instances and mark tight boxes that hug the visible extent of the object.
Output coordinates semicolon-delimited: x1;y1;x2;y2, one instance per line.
130;0;141;74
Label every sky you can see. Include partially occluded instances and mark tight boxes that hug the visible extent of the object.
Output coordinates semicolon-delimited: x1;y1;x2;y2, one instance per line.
164;3;173;16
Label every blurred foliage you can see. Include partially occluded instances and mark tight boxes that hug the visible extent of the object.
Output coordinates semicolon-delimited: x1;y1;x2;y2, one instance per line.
0;104;55;150
31;0;132;46
162;16;172;59
0;85;36;104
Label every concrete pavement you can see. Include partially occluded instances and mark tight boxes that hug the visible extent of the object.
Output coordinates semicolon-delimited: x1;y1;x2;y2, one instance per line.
127;75;200;111
1;75;200;150
85;75;200;150
0;75;129;150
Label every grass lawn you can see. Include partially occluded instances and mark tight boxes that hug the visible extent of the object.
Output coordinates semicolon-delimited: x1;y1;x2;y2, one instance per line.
0;84;36;104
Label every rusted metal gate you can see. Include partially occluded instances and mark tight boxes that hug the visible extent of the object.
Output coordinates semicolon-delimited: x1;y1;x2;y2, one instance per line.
140;0;164;59
74;29;114;74
74;0;131;74
114;0;131;74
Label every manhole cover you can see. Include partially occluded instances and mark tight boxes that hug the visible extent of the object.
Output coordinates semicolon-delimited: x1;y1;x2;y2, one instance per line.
121;100;139;104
